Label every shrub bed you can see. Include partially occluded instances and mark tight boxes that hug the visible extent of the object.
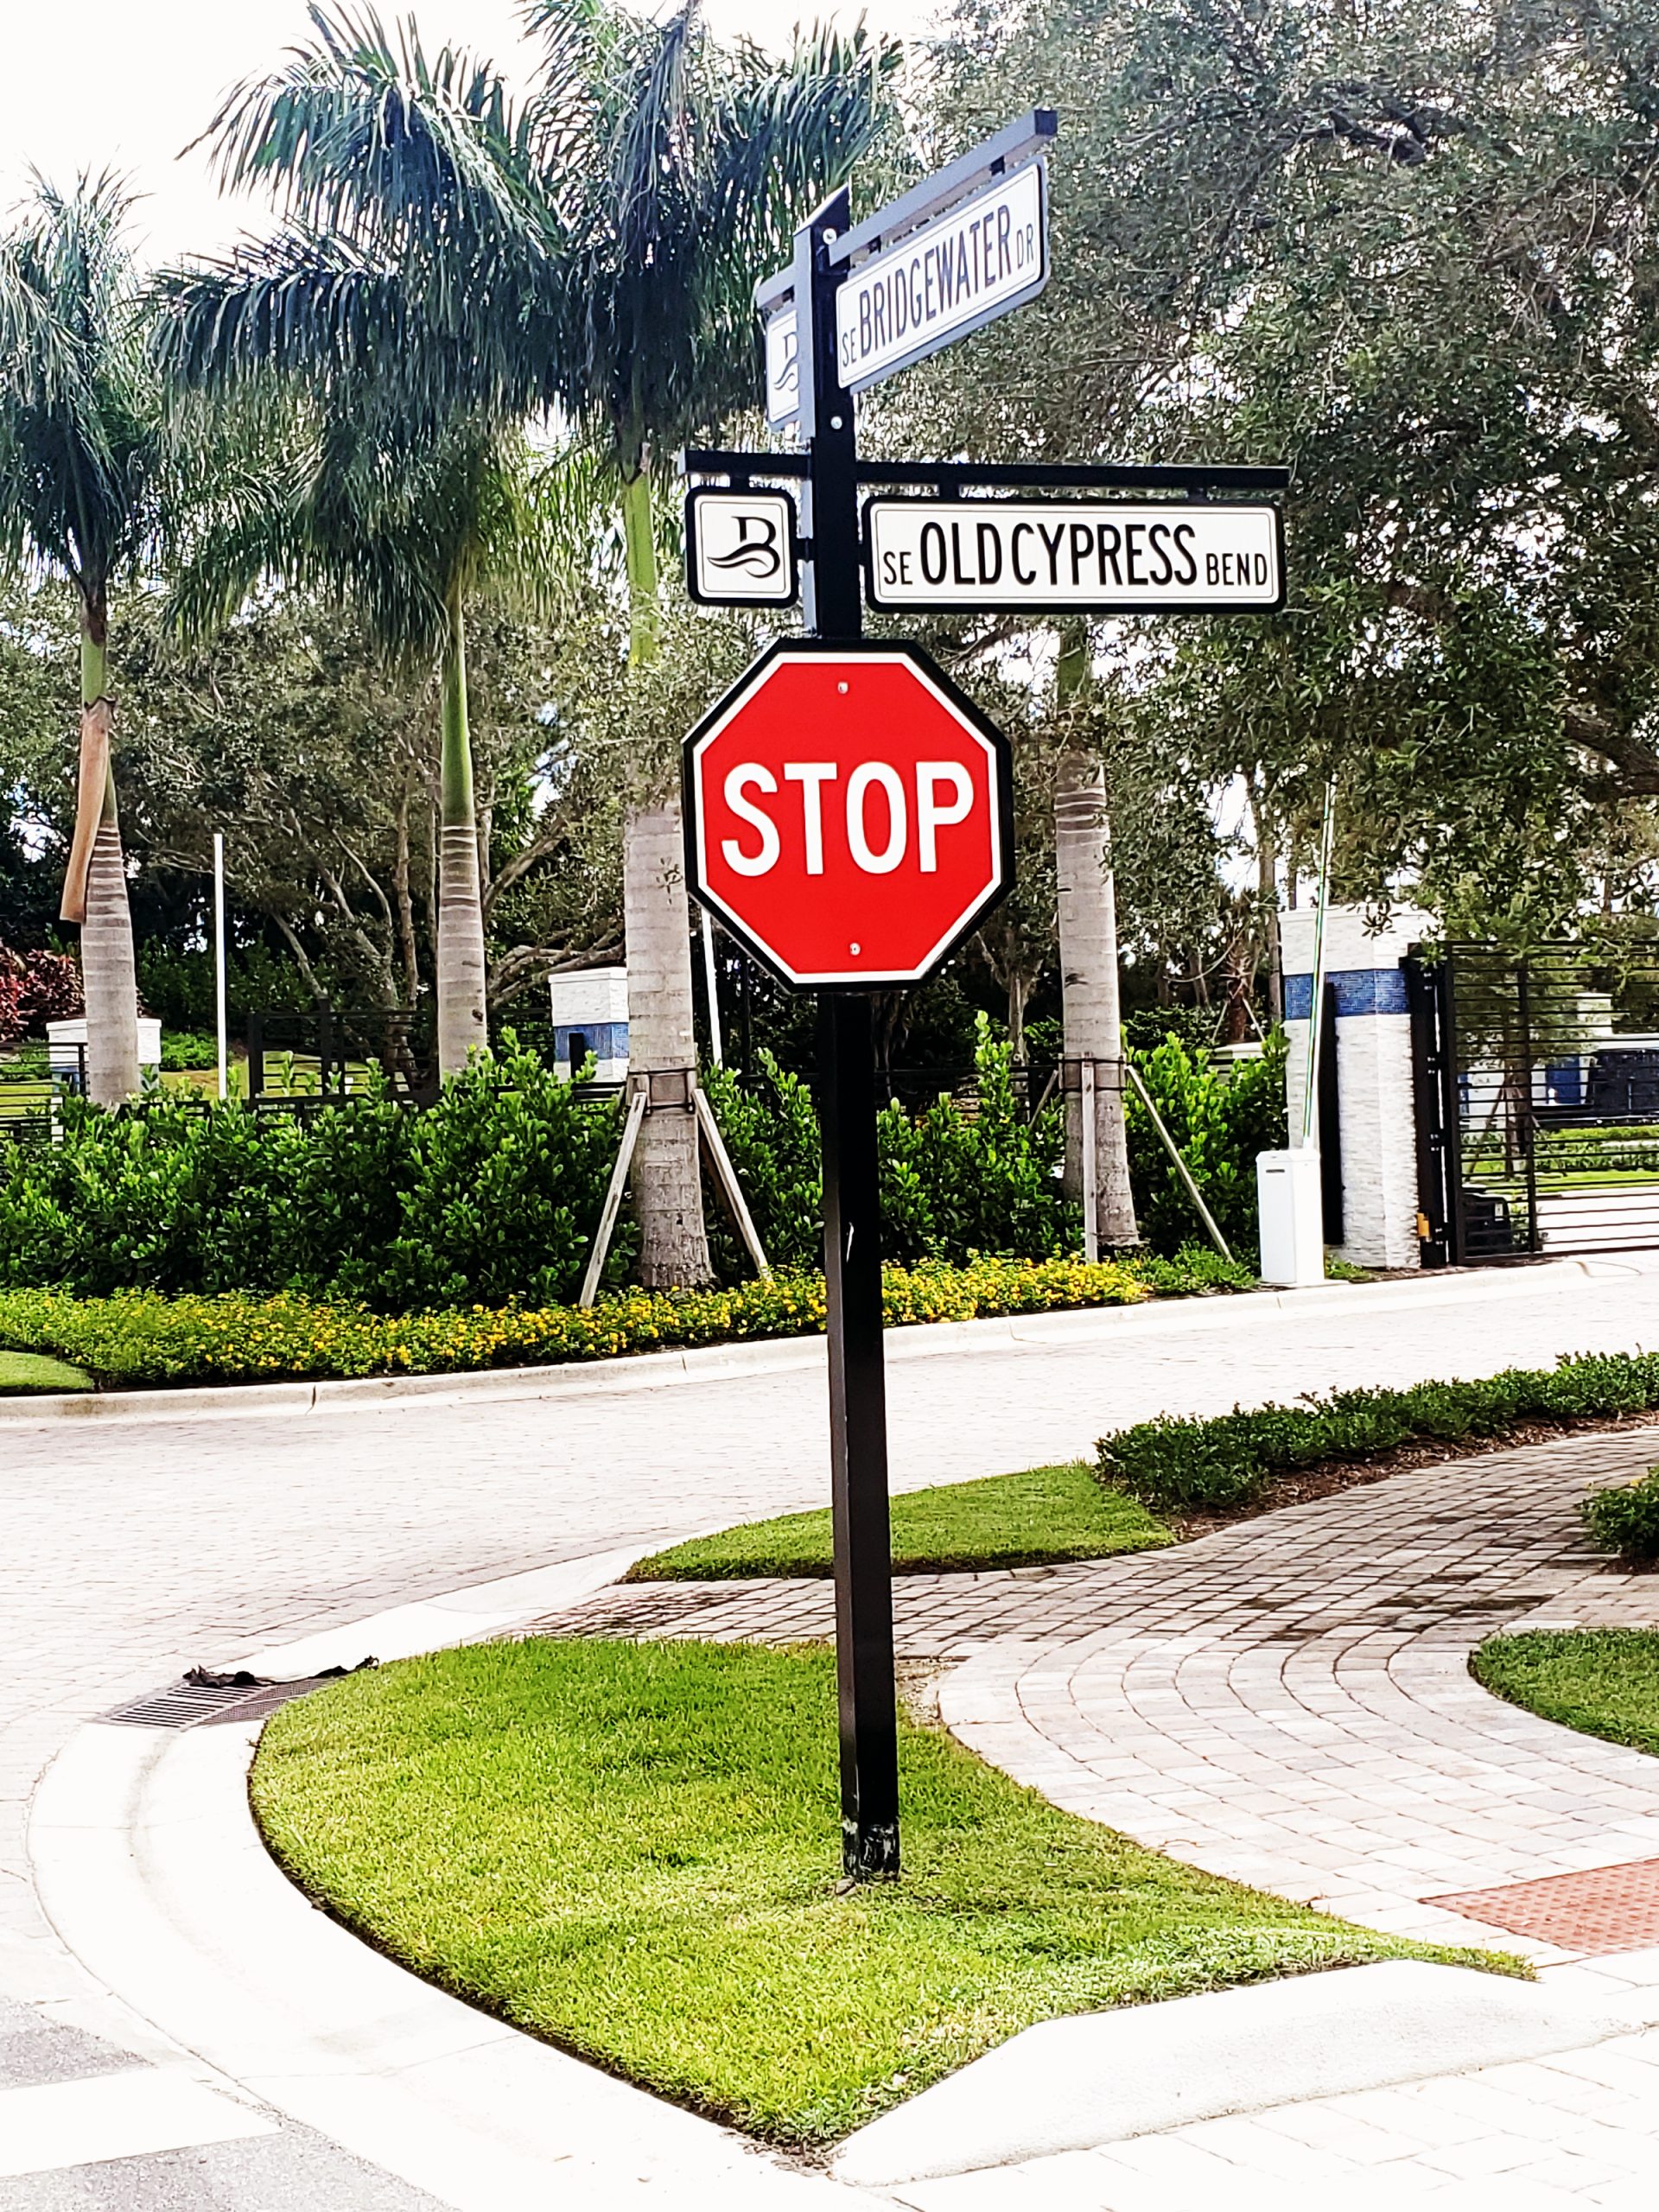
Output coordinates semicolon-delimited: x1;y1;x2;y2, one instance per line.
0;1250;1241;1390
1097;1352;1659;1513
1582;1469;1659;1566
0;1040;624;1309
0;1021;1271;1306
709;1019;1290;1269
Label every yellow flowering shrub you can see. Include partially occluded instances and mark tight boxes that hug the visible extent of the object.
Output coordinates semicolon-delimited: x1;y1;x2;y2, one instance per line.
0;1251;1235;1390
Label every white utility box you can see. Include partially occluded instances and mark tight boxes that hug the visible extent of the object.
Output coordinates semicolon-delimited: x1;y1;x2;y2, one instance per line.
548;966;629;1083
1256;1147;1325;1286
46;1018;162;1088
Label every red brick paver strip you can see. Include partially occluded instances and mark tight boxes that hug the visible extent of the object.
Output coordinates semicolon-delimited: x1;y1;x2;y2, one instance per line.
1428;1858;1659;1955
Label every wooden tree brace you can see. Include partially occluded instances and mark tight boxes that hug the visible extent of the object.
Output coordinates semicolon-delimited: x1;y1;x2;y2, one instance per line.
694;1087;772;1281
577;1072;772;1309
578;1087;647;1308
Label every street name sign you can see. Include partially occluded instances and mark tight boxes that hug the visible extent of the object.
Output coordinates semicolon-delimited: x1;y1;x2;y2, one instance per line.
686;487;799;607
835;160;1048;394
684;640;1013;988
865;496;1284;613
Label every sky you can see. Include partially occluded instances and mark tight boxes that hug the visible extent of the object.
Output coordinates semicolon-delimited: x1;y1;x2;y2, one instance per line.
0;0;940;268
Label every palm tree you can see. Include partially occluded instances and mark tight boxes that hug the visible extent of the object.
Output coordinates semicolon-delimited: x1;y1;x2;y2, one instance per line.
151;6;565;1079
1054;624;1138;1250
0;175;160;1104
525;0;894;1284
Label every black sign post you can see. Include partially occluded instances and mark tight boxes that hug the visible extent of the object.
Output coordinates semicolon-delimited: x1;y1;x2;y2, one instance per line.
682;111;1288;1887
795;184;902;1882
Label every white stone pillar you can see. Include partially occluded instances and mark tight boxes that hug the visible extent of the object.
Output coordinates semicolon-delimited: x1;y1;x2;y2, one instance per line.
1280;906;1433;1271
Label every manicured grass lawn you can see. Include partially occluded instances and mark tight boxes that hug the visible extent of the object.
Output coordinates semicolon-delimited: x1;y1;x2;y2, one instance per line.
626;1461;1172;1580
251;1638;1509;2146
0;1350;92;1395
1473;1629;1659;1760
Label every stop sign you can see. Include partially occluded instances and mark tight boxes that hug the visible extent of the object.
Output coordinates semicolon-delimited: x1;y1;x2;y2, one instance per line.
683;640;1013;987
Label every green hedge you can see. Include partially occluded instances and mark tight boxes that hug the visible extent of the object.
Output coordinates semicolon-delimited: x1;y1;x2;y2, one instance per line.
0;1250;1243;1390
0;1023;1265;1308
1583;1469;1659;1565
1124;1032;1287;1259
0;1039;627;1310
1097;1352;1659;1512
707;1020;1289;1270
704;1018;1072;1271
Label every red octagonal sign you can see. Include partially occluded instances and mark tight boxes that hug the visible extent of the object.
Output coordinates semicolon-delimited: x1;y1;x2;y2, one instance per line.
684;640;1014;988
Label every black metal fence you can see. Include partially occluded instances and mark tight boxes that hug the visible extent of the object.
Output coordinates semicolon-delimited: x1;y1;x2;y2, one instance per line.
245;1007;436;1105
1410;943;1659;1263
0;1041;86;1147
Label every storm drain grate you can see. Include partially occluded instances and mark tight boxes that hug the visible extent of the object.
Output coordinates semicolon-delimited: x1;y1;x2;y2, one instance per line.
99;1676;335;1730
1427;1857;1659;1955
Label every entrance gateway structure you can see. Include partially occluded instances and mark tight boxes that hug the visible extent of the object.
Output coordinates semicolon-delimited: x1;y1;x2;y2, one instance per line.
1277;909;1659;1268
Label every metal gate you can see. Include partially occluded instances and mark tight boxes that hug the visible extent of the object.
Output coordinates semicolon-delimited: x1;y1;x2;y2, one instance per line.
1409;943;1659;1263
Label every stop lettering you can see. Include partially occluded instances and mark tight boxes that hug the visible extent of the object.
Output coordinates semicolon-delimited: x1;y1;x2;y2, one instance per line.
683;641;1014;988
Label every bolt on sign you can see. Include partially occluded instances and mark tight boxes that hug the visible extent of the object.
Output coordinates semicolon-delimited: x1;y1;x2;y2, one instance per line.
764;303;800;431
686;488;798;607
684;640;1013;988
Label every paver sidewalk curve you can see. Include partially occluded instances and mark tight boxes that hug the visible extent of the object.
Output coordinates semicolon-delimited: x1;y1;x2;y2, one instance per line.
534;1427;1659;2204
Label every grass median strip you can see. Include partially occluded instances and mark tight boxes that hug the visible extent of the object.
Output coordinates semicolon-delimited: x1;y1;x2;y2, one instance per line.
626;1461;1172;1580
251;1638;1514;2147
1473;1629;1659;1761
0;1350;92;1395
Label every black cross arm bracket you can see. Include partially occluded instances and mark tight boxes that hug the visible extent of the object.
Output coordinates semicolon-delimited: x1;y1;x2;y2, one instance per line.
681;448;1291;495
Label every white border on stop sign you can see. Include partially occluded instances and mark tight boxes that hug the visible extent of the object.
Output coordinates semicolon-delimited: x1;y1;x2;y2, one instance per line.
682;639;1015;989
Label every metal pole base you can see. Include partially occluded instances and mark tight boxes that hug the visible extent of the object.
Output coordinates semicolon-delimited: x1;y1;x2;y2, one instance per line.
842;1816;900;1885
820;989;901;1885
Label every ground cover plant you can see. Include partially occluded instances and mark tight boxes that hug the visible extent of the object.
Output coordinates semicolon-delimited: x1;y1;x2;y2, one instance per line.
1473;1630;1659;1763
250;1639;1505;2146
627;1461;1172;1580
1581;1469;1659;1567
0;1252;1232;1389
1097;1354;1659;1514
0;1350;90;1395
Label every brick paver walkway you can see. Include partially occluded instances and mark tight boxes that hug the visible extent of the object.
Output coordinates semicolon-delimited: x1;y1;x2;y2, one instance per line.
538;1427;1659;1980
539;1427;1659;2206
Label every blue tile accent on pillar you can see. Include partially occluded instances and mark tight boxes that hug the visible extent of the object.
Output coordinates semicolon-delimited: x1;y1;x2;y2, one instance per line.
1283;968;1410;1021
555;1020;629;1065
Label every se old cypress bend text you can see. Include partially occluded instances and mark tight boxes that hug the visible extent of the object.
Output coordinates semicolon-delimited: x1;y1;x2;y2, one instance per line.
873;512;1272;596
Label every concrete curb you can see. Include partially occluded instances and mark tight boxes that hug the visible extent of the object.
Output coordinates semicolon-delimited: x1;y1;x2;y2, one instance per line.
0;1258;1606;1427
26;1547;874;2212
832;1960;1658;2186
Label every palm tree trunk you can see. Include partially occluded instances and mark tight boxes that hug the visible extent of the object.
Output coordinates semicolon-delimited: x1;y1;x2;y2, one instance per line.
1054;628;1137;1250
61;599;138;1106
620;467;712;1287
435;581;488;1080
